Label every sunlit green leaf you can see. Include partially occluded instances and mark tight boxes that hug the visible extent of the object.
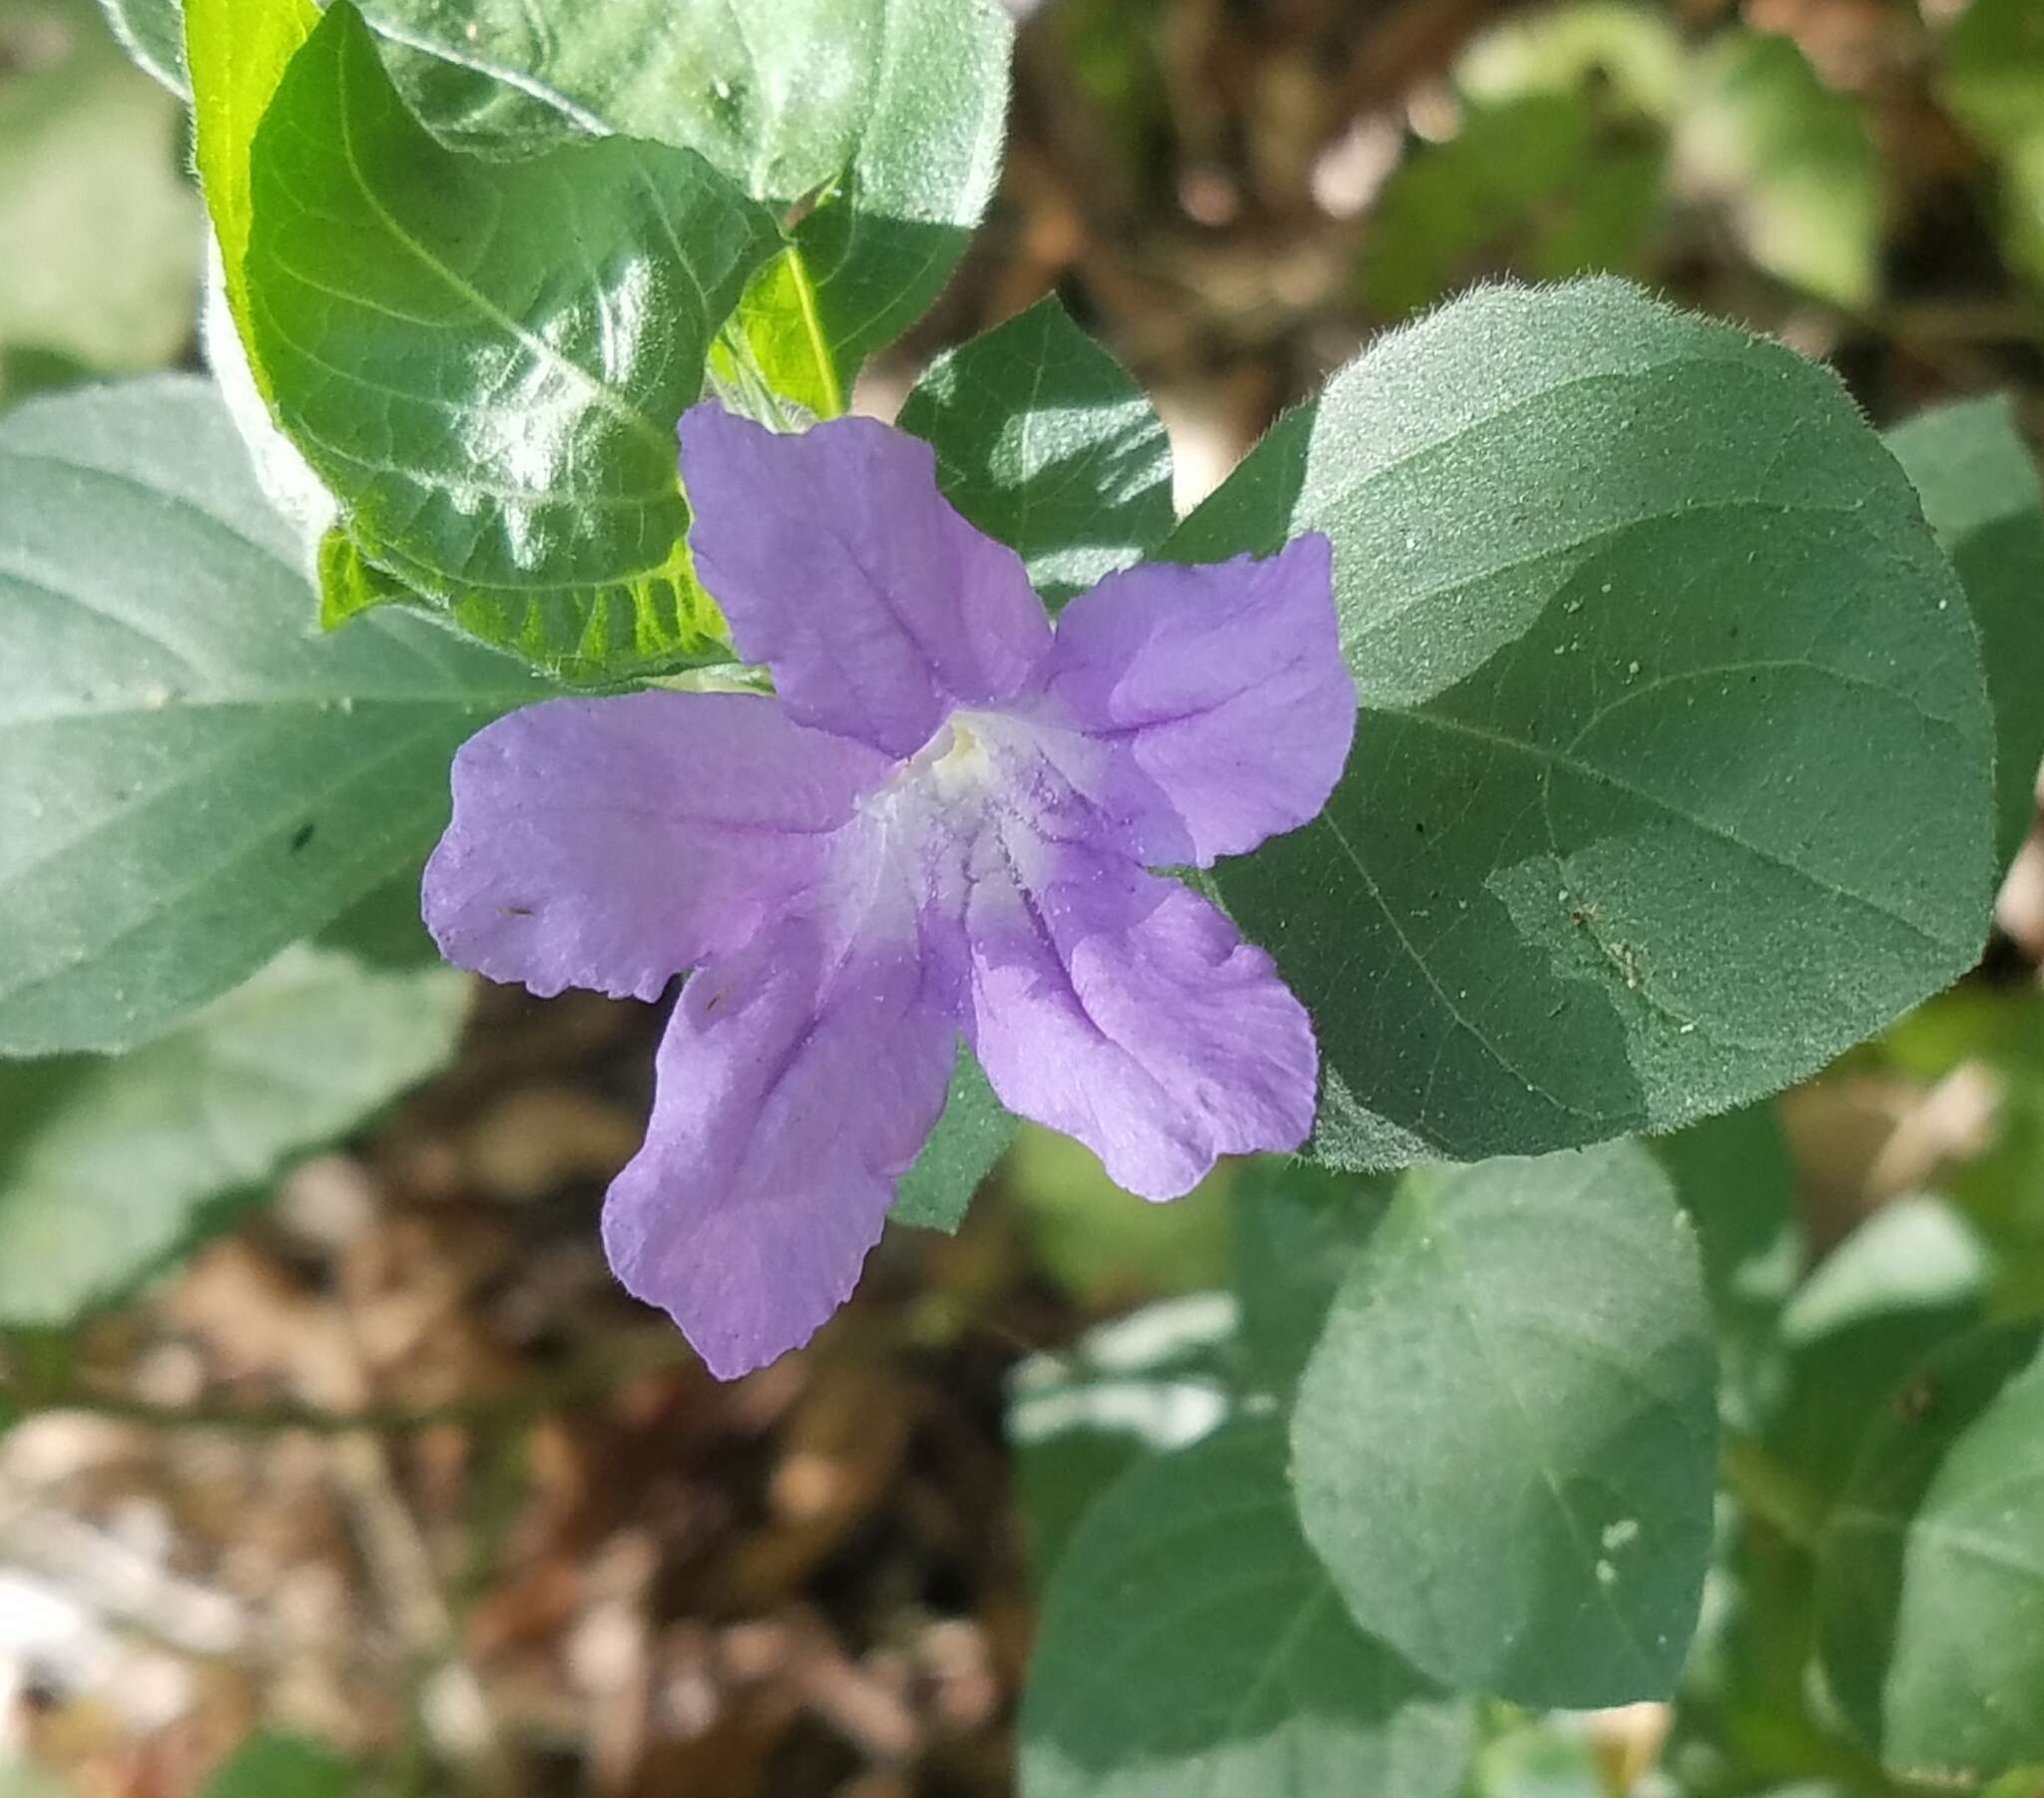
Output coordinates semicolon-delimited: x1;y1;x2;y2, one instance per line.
1458;2;1684;120
244;3;781;680
185;0;317;398
354;0;1013;379
900;295;1175;607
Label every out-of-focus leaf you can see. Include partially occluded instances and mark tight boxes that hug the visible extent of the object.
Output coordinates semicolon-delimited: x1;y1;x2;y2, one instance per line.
0;0;199;372
1765;1196;1990;1509
244;3;782;681
1819;1325;2044;1780
0;347;91;410
899;296;1175;608
94;0;183;94
1652;1103;1799;1427
1467;1717;1609;1798
1291;1142;1718;1707
1006;1291;1238;1573
1941;0;2044;155
1885;395;2044;865
1363;97;1663;316
0;945;467;1327
1168;280;1992;1166
1883;986;2044;1314
1676;31;1881;307
1458;2;1684;120
0;376;543;1056
1018;1420;1473;1798
1942;0;2044;286
201;1731;354;1798
1007;1125;1232;1304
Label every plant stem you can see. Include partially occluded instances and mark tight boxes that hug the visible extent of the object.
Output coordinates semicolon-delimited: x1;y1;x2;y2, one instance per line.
1718;1427;1826;1554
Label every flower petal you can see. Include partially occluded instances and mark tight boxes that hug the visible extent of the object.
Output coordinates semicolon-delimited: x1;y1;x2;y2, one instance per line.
423;690;888;1001
679;405;1052;755
601;915;957;1379
1029;536;1355;864
963;840;1316;1198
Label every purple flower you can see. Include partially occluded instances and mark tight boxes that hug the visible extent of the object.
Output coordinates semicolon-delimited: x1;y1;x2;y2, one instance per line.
423;405;1356;1379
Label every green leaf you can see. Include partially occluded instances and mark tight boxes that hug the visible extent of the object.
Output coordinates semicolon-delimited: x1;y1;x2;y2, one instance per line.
1458;3;1685;120
0;945;467;1327
1765;1196;1991;1509
0;375;544;1056
1886;395;2044;865
890;1046;1016;1233
94;0;184;95
1169;278;1993;1166
316;523;414;630
1676;31;1882;307
1652;1103;1797;1318
202;1730;355;1798
354;0;1013;379
1467;1718;1609;1798
1290;1141;1718;1707
244;3;782;680
1941;0;2044;156
1362;96;1663;318
0;346;93;411
1007;1291;1239;1573
711;246;844;423
1818;1324;2044;1781
1651;1104;1798;1427
897;295;1176;608
1008;1126;1233;1304
1018;1419;1472;1798
185;0;318;398
1230;1156;1393;1393
0;0;200;372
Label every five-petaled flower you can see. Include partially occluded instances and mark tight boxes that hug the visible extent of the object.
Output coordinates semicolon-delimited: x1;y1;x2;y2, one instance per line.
423;404;1356;1378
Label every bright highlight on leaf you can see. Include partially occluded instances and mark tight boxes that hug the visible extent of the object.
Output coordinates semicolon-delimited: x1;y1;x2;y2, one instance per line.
242;2;782;677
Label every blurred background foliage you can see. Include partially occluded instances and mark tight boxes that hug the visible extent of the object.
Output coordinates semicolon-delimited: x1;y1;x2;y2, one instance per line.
4;0;2044;1794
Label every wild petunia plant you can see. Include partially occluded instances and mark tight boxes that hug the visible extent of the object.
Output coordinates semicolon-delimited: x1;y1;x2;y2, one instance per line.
2;0;2042;1790
425;404;1352;1377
